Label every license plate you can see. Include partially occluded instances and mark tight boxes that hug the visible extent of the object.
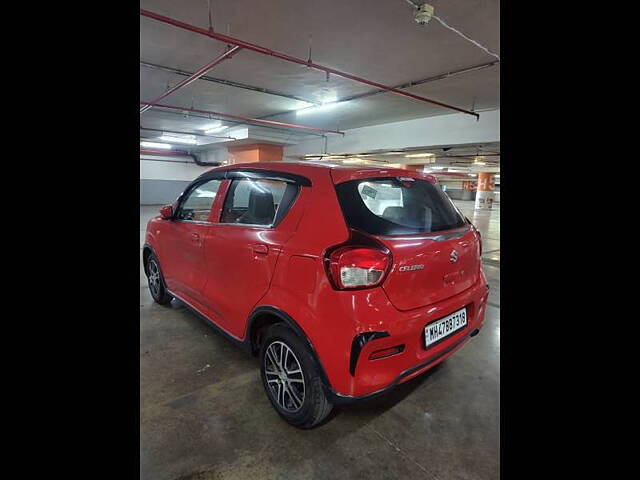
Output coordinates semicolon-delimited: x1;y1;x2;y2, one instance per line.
424;307;467;348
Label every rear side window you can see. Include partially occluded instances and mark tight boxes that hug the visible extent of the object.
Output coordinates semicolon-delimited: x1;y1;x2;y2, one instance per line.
335;177;467;235
220;178;298;226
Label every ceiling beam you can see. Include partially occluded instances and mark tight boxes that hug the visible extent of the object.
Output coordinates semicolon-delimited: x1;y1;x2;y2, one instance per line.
140;127;236;140
140;8;480;118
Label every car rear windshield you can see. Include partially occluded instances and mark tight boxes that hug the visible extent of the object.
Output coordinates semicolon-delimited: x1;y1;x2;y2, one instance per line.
335;177;467;235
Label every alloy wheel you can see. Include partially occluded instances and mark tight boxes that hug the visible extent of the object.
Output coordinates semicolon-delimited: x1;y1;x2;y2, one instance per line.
264;340;306;412
148;259;161;297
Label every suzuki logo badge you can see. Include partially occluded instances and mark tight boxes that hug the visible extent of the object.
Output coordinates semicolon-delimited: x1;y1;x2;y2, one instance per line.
450;250;458;263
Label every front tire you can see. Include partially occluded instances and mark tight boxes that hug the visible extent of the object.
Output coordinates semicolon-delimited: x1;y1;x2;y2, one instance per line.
146;254;173;305
260;324;333;429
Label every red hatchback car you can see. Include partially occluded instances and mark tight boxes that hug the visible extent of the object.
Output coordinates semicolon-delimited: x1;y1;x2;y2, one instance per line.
144;162;489;428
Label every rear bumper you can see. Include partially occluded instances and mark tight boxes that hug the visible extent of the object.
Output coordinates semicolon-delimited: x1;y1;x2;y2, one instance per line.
323;271;490;401
326;328;480;404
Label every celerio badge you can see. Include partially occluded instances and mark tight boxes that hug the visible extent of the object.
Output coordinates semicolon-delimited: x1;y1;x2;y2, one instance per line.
399;264;424;272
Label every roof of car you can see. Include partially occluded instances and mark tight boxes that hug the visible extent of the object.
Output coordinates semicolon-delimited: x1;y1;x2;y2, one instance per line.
212;161;437;184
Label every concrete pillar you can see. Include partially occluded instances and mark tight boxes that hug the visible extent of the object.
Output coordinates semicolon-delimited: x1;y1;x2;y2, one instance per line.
401;164;424;172
474;172;495;210
227;143;283;164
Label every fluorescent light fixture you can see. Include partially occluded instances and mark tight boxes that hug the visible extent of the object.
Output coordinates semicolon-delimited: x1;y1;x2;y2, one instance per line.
158;135;198;145
405;153;435;158
204;125;229;134
474;161;487;165
296;94;341;116
140;141;172;150
200;121;222;130
296;101;341;116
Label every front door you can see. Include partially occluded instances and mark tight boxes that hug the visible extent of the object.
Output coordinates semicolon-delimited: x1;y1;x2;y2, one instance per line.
159;178;223;307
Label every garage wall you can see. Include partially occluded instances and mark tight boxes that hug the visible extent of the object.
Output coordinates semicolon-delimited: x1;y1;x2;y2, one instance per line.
140;152;224;205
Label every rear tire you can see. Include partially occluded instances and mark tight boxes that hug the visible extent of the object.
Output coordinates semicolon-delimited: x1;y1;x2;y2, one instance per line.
259;324;333;428
146;253;173;305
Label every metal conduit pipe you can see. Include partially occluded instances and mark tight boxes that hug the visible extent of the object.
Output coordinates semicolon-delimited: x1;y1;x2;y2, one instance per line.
140;102;345;135
140;9;480;119
140;46;242;114
140;61;322;106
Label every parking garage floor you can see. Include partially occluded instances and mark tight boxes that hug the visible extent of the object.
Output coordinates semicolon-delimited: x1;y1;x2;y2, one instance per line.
140;201;500;480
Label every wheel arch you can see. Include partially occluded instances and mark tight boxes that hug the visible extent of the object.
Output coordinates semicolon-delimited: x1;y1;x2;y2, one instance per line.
142;243;154;276
247;306;334;392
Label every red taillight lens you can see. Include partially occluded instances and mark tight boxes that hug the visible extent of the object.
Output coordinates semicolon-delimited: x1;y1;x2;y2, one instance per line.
327;246;391;290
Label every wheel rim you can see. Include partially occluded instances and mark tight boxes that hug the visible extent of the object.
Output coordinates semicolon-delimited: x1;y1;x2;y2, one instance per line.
148;259;161;297
264;340;305;412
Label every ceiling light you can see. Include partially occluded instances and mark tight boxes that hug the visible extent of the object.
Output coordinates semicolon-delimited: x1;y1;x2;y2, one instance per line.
200;121;222;130
405;153;435;158
140;141;172;150
158;135;198;145
474;161;487;166
296;101;341;116
204;125;229;134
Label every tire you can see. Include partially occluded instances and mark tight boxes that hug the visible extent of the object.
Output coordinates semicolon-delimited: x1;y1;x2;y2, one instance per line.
146;253;173;305
259;324;333;428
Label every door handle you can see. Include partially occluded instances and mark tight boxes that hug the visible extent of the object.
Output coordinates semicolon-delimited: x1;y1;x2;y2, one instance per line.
191;233;201;244
252;244;269;255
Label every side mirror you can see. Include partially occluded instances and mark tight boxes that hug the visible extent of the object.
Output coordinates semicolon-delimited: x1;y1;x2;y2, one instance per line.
159;205;173;220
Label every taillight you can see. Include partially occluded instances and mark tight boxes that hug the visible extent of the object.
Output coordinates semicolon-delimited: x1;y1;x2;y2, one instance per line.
327;246;390;289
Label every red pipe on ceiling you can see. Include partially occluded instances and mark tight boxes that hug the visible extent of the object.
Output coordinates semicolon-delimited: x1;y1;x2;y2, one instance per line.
140;45;242;114
140;9;479;119
140;102;345;135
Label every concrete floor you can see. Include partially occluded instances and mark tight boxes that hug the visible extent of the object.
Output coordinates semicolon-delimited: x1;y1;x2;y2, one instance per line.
140;200;500;480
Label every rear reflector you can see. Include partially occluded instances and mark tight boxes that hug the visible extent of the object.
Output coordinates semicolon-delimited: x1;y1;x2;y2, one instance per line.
369;345;405;360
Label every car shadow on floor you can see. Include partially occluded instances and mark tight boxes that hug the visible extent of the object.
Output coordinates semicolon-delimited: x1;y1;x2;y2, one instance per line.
323;363;443;425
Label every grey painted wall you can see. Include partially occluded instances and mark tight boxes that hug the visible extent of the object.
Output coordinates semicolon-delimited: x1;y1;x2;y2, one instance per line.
140;179;191;205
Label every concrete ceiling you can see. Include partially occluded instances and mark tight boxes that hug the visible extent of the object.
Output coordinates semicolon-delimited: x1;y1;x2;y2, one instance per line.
293;141;500;171
140;0;499;143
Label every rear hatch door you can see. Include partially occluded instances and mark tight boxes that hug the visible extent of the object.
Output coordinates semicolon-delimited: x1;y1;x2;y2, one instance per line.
334;175;481;311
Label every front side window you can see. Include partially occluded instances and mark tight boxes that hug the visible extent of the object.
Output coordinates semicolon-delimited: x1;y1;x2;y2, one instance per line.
221;178;291;226
336;177;467;235
176;179;222;222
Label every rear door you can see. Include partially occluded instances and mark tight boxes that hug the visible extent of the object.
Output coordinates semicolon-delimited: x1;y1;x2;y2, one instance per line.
334;176;481;311
200;175;302;338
